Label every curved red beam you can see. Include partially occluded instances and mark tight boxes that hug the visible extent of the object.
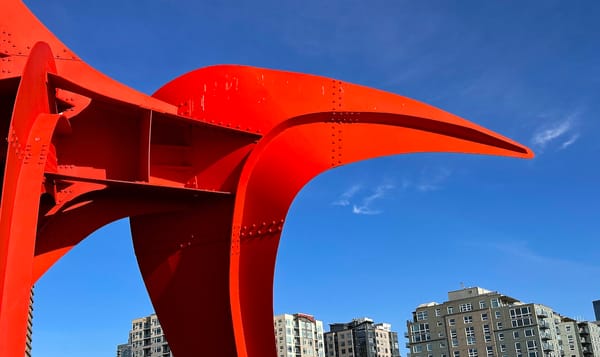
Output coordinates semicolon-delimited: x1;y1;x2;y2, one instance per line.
0;1;533;357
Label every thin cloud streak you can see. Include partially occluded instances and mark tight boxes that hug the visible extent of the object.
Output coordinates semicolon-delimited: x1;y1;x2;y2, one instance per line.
482;240;600;273
416;168;451;192
332;184;362;207
531;111;581;151
352;184;394;215
560;134;580;150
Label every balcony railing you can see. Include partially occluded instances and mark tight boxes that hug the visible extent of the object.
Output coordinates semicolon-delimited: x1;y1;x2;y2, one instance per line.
540;332;551;340
543;343;554;351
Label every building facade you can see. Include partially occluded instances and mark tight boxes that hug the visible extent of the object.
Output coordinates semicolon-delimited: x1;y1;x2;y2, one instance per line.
324;317;401;357
274;313;326;357
593;301;600;322
117;343;132;357
405;287;600;357
118;313;172;357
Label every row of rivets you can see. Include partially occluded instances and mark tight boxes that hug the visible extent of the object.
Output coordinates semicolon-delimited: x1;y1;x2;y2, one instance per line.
240;219;284;241
330;80;343;167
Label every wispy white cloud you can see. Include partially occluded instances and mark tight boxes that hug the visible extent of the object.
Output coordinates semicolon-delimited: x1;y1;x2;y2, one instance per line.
416;168;451;192
485;239;600;273
352;184;394;215
333;168;451;215
332;184;362;207
560;133;580;150
531;112;581;151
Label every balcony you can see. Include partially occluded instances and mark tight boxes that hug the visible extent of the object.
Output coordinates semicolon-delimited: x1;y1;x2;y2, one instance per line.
543;343;554;351
540;332;551;340
539;321;550;329
579;327;590;335
536;309;549;318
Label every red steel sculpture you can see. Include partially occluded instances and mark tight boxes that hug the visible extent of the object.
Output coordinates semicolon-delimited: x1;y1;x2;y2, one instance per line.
0;1;533;356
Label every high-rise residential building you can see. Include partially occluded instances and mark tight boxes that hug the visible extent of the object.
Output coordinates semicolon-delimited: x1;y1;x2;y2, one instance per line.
577;321;600;356
593;300;600;322
117;313;172;357
324;317;401;357
557;319;600;357
117;343;132;357
405;286;600;357
274;313;325;357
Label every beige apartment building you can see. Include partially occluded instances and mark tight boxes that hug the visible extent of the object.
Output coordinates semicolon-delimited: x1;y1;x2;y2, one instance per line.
127;314;172;357
406;287;600;357
557;320;600;357
324;317;401;357
274;313;326;357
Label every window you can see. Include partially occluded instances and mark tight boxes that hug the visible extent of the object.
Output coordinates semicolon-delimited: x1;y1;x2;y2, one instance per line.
454;351;460;357
497;322;503;330
526;340;537;351
485;335;492;342
481;313;488;321
513;331;520;339
448;306;454;314
524;329;534;337
466;327;475;337
515;342;522;353
451;329;457;338
468;348;478;357
452;339;459;347
417;311;429;321
440;342;447;348
510;307;531;318
449;319;456;326
460;303;473;312
498;333;504;341
464;316;473;324
413;345;423;353
480;301;487;309
483;325;490;334
565;325;571;332
500;344;507;352
467;337;476;345
435;308;441;317
511;318;533;327
438;321;443;327
427;344;432;351
491;298;500;308
495;311;501;319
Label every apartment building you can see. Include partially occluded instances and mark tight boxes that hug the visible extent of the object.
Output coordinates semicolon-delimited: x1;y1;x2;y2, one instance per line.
117;343;132;357
274;313;325;357
575;321;600;356
324;317;401;357
593;301;600;322
118;313;172;357
406;287;574;357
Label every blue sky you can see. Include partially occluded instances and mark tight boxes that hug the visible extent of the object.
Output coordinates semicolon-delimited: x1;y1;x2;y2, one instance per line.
23;0;600;356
